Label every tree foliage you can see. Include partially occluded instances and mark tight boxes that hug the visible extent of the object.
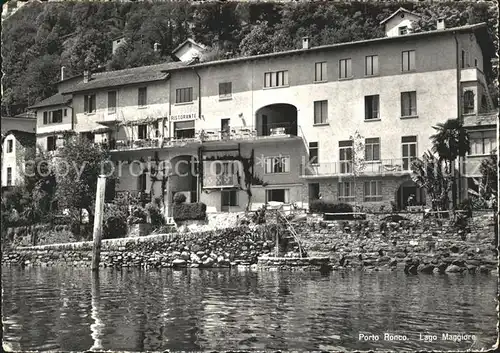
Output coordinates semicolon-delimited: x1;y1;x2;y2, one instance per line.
55;136;114;218
1;0;497;112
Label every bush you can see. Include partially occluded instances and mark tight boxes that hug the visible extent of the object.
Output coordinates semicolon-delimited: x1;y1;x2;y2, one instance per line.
127;205;148;225
145;202;165;228
173;202;207;221
309;199;325;213
103;203;128;239
173;192;187;204
309;200;354;214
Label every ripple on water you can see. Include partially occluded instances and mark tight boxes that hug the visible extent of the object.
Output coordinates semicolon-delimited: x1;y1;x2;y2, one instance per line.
1;267;497;351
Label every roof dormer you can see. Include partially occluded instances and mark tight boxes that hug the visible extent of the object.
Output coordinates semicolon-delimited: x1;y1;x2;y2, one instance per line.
380;7;422;38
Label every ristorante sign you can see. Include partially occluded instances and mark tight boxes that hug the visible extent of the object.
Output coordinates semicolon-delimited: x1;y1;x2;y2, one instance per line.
167;114;204;121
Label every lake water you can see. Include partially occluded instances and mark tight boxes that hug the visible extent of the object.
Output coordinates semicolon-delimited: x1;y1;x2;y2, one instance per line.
1;266;497;351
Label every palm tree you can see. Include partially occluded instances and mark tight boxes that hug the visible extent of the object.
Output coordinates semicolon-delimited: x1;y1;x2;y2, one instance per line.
430;118;470;208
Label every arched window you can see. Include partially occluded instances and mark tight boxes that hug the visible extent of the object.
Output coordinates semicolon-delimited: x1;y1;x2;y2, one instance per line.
463;90;475;114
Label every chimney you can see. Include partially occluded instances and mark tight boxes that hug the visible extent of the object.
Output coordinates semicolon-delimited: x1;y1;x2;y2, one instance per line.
302;36;310;50
154;42;161;52
437;18;446;30
60;66;65;81
83;70;91;83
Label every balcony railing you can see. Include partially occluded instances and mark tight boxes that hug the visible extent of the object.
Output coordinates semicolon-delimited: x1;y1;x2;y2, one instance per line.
199;122;297;142
115;190;151;203
109;122;299;151
301;159;414;177
204;174;240;188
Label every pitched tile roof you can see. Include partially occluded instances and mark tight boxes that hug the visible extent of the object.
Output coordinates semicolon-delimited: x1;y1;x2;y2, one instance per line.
28;93;71;109
61;61;186;94
380;7;422;25
3;130;36;147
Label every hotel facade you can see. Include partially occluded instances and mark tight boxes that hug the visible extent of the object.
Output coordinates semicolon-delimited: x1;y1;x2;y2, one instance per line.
29;10;498;215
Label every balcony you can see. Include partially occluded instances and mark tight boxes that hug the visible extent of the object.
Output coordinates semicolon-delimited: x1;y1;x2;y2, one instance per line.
301;159;413;178
115;190;152;203
109;123;300;151
203;174;240;189
111;137;201;151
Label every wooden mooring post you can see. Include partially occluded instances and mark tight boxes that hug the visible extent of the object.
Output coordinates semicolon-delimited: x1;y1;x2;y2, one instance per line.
91;175;107;271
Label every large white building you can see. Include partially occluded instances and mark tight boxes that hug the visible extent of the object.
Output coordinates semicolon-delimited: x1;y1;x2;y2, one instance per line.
29;11;497;215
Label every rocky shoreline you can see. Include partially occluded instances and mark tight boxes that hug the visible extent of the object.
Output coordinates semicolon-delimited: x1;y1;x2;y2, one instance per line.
2;212;498;275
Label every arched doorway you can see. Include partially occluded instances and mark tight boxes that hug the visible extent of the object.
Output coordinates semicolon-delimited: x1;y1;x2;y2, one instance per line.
255;104;298;137
396;180;426;210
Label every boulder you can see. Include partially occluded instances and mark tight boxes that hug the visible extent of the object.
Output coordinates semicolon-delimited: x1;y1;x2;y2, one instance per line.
445;264;463;273
417;264;434;274
172;259;186;267
202;258;215;267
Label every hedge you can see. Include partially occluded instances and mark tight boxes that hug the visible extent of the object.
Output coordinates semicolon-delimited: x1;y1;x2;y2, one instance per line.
309;200;354;214
173;202;207;221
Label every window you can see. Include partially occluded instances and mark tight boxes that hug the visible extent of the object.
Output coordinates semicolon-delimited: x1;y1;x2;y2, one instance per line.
338;182;354;201
64;109;67;117
6;140;13;153
402;50;415;71
219;82;232;99
138;87;147;107
365;95;380;120
469;131;497;155
364;181;382;201
222;190;238;207
315;62;327;81
265;156;290;174
309;142;318;163
264;70;289;88
365;55;379;76
463;90;475;114
176;87;193;103
401;91;417;117
84;94;96;113
314;100;328;124
43;112;48;124
402;136;417;170
339;58;352;79
339;140;353;174
266;189;290;203
461;50;466;69
365;138;380;161
47;136;57;151
399;26;408;35
174;121;195;139
138;124;147;139
108;91;117;113
474;58;478;67
51;110;63;123
138;173;147;192
6;167;12;186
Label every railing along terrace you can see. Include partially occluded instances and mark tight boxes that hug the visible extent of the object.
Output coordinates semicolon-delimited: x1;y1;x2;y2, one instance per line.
204;174;240;188
110;122;299;150
116;190;151;203
301;158;414;176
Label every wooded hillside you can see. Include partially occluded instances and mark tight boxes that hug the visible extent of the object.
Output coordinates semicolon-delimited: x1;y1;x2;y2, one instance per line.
1;1;497;115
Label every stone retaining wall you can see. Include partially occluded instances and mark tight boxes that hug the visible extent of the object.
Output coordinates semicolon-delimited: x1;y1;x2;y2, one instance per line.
2;226;282;269
297;212;497;274
3;212;497;274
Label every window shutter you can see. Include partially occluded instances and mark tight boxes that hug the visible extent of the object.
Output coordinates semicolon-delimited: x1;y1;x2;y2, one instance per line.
84;96;88;113
43;112;48;124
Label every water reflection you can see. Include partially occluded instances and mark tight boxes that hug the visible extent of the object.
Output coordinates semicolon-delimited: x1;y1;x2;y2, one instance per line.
1;267;497;351
90;271;104;351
